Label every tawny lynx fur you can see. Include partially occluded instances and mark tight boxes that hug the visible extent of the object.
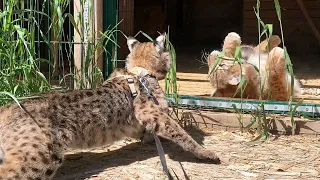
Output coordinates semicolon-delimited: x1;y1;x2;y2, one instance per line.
0;33;220;180
207;32;301;101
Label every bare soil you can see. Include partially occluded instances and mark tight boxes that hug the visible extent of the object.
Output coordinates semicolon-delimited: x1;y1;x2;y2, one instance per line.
53;48;320;180
54;127;320;180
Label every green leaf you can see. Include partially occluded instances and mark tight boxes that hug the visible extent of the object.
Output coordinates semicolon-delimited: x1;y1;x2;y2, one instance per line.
245;116;257;129
273;0;282;20
234;46;242;59
266;24;273;36
0;91;23;109
140;31;153;41
233;77;248;98
67;13;81;38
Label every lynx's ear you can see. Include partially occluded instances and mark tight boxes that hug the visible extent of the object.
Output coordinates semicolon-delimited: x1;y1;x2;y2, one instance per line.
257;35;281;53
268;35;281;49
228;76;241;85
154;33;166;51
207;50;220;67
127;37;139;52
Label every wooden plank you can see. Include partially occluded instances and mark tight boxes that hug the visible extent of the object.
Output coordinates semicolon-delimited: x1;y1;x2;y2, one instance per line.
244;0;320;10
160;72;320;103
244;9;320;19
296;0;320;44
177;109;320;134
243;18;320;27
118;0;134;58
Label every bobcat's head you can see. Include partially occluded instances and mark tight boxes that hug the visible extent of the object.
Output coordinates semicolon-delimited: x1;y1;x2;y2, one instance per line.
208;50;243;90
125;33;172;80
207;32;243;89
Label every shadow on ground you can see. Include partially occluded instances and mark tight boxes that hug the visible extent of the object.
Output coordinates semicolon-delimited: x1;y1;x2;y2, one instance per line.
53;127;215;179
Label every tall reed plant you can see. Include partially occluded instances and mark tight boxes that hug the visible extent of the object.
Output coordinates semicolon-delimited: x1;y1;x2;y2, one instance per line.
0;0;50;105
0;0;118;105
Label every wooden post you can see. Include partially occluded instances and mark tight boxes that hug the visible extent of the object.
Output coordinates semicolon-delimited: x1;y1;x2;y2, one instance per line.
73;0;82;89
73;0;104;89
94;0;104;74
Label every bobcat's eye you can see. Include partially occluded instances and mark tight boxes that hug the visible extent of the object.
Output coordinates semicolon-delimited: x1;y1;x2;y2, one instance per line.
219;63;226;67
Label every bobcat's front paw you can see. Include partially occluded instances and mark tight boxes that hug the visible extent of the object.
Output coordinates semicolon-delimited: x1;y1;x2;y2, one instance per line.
140;132;155;144
196;149;221;164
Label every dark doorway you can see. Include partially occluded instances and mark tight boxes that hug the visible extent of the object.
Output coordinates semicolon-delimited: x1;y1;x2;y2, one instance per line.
133;0;244;73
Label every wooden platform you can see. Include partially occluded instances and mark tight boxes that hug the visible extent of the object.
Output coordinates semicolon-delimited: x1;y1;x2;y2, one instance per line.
159;72;320;104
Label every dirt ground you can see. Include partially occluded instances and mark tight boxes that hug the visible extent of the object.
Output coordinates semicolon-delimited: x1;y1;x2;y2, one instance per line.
52;46;320;180
54;126;320;180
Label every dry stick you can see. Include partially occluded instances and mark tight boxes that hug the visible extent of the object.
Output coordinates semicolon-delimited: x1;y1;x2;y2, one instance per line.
296;0;320;44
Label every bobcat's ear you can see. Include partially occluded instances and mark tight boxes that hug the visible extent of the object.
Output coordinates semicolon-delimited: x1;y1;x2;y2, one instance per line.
257;35;281;53
154;33;166;51
127;37;139;52
208;50;220;68
268;35;281;49
228;76;241;85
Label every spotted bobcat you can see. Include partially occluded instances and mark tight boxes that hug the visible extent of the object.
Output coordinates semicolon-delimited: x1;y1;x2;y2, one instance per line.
207;32;301;101
0;33;220;180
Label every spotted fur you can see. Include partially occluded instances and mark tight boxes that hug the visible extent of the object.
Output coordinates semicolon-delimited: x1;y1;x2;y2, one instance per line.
0;33;220;180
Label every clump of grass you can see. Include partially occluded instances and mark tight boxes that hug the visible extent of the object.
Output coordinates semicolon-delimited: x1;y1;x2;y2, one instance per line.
164;28;179;119
0;0;119;106
53;0;119;89
0;0;50;105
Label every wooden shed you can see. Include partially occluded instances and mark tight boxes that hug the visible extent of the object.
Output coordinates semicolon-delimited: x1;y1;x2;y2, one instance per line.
115;0;320;99
116;0;320;76
243;0;320;56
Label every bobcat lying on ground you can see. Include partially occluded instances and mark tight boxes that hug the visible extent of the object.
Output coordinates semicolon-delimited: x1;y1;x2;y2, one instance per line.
207;32;301;101
0;33;220;180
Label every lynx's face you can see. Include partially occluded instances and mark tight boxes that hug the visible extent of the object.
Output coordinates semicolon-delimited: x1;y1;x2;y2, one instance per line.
125;33;172;80
208;51;243;89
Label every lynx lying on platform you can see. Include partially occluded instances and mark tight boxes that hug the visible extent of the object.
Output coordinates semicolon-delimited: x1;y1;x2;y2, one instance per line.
207;32;301;101
0;33;220;180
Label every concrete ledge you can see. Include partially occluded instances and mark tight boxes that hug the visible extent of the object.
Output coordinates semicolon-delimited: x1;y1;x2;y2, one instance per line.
173;109;320;135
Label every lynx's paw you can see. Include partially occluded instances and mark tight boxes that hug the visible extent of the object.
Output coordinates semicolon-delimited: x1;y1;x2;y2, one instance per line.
222;32;242;57
267;47;286;72
196;149;221;164
225;32;241;43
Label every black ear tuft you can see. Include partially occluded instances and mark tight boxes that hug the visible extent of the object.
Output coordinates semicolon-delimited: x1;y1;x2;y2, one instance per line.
127;37;139;52
153;33;166;51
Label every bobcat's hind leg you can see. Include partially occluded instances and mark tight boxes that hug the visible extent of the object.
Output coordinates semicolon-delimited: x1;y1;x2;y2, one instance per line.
134;100;220;163
265;47;289;100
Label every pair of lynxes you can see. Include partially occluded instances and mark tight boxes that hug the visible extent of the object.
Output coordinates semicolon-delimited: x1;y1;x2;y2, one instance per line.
0;33;220;179
207;32;301;101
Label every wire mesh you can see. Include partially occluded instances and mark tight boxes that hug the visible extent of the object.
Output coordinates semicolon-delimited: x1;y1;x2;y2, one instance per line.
0;0;118;90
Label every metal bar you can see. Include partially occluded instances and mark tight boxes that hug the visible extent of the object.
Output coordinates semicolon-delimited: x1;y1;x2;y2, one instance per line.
47;0;51;84
37;0;40;69
103;0;118;79
69;0;73;89
166;95;320;118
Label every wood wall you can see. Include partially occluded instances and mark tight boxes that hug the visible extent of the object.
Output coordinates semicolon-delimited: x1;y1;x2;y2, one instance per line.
118;0;135;60
243;0;320;55
188;0;243;44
